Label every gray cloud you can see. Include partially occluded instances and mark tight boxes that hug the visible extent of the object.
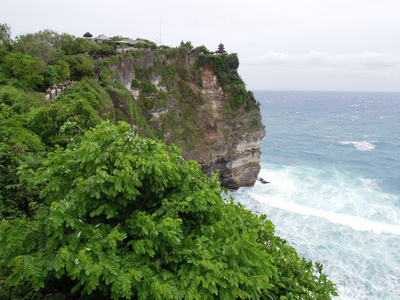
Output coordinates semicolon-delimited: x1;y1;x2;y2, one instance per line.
242;51;400;71
2;0;400;91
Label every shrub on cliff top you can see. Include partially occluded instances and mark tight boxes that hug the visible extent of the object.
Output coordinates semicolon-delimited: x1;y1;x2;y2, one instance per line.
196;53;258;110
0;122;337;299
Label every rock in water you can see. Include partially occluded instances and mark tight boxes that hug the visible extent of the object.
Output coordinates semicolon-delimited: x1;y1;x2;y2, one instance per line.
258;177;270;184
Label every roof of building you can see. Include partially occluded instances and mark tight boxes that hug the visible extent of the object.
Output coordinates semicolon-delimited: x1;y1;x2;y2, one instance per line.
94;34;110;41
115;38;142;46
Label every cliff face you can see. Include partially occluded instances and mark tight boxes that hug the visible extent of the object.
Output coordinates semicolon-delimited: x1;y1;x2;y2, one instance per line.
103;51;265;189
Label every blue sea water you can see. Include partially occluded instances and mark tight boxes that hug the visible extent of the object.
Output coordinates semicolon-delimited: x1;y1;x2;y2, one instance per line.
231;90;400;299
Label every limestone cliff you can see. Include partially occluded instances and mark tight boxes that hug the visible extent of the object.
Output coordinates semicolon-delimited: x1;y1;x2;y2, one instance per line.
100;49;265;189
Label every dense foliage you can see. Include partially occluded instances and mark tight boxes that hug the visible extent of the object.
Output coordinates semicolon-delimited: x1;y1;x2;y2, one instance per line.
0;24;338;299
1;122;337;299
197;53;258;110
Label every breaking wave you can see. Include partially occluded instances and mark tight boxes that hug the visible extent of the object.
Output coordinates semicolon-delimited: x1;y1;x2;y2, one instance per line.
339;141;376;151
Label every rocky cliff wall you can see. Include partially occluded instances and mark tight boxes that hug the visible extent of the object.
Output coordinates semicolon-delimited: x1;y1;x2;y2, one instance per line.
192;65;265;189
102;51;265;189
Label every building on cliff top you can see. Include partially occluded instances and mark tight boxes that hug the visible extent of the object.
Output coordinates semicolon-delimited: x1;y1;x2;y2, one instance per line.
84;33;143;54
114;39;142;53
94;34;111;44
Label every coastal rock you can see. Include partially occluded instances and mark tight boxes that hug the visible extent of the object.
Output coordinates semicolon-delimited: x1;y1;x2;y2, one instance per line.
105;53;265;189
258;177;270;184
181;65;265;189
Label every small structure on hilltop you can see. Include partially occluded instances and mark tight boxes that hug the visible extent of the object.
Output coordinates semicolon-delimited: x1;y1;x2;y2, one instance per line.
81;33;145;54
94;34;111;44
114;38;142;54
191;48;201;55
83;32;93;38
215;43;227;54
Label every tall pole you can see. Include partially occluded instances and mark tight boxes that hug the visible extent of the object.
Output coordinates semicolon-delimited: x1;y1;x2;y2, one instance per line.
159;20;162;46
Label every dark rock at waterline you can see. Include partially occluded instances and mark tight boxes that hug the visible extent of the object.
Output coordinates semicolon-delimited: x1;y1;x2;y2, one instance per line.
258;177;270;184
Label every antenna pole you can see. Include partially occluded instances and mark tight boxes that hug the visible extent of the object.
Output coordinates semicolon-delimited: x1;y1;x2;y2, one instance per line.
159;20;162;45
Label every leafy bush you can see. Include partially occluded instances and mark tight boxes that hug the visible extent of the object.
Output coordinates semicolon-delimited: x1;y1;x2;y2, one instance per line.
0;53;45;90
140;81;157;94
65;54;95;81
176;65;189;81
0;122;337;299
196;53;258;110
225;53;240;69
165;48;178;59
26;99;101;147
97;41;116;56
196;54;209;67
135;67;152;81
159;65;178;90
95;50;146;68
13;30;60;64
194;45;209;54
0;86;48;219
0;85;45;114
57;78;112;112
131;78;140;88
134;41;157;50
102;78;153;136
177;81;199;103
0;105;45;219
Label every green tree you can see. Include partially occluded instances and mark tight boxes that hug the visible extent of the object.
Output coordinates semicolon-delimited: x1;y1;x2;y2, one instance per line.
0;23;12;40
13;30;62;64
65;54;95;81
225;53;239;69
26;98;101;147
72;37;100;55
57;33;77;56
179;41;193;51
97;40;115;56
0;85;44;114
0;122;337;299
0;108;44;219
135;41;157;50
0;86;47;219
194;45;209;54
54;60;70;82
0;23;12;62
110;35;128;41
41;65;61;90
0;52;45;90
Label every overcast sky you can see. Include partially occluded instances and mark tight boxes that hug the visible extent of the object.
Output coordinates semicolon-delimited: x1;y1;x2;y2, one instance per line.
2;0;400;92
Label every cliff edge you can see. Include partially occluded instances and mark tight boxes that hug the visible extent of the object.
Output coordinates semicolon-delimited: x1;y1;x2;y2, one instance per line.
99;49;265;189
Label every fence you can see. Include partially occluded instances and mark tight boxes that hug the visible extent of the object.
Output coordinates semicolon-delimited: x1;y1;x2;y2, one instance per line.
45;81;75;100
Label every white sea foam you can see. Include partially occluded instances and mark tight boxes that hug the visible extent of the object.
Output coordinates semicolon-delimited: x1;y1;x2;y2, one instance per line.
252;90;400;299
257;165;400;218
339;141;375;151
250;193;400;236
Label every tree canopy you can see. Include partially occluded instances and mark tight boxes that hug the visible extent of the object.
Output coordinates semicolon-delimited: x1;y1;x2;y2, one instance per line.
0;122;337;299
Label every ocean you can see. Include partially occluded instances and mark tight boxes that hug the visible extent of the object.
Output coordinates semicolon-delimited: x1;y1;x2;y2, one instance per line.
230;90;400;299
